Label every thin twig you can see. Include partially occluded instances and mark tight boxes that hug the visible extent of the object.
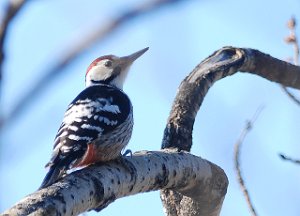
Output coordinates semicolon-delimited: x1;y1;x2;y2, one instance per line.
279;153;300;165
0;0;189;128
282;16;300;106
0;0;27;124
280;85;300;105
234;106;264;216
0;0;27;81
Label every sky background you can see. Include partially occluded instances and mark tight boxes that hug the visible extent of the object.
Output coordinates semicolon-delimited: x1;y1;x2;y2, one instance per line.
1;0;300;215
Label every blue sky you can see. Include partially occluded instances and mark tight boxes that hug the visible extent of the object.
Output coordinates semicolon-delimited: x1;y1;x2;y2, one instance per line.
1;0;300;215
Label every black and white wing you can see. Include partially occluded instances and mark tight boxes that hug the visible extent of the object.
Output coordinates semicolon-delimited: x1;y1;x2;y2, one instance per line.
40;84;132;188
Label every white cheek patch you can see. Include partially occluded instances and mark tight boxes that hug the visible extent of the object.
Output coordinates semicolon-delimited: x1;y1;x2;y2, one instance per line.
88;67;111;81
110;66;130;89
85;62;130;89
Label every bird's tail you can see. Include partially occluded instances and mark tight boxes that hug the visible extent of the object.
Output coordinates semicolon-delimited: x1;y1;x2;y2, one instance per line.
39;148;85;189
39;162;66;189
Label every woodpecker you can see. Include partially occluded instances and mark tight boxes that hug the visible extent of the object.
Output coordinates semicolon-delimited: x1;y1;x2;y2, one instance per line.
40;47;149;189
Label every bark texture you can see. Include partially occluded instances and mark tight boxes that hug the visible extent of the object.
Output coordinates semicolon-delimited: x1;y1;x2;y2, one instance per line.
160;46;300;215
2;150;227;216
162;47;300;150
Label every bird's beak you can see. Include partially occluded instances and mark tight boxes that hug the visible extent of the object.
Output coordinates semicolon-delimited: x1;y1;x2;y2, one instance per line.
119;47;149;67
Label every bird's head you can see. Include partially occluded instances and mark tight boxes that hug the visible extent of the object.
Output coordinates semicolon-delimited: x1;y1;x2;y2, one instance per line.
85;47;149;89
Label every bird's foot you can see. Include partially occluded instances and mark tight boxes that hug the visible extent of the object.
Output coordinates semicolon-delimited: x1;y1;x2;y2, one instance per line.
122;149;132;157
116;153;136;176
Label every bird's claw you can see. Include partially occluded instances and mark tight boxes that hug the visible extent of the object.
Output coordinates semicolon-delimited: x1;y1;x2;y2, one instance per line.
122;149;132;157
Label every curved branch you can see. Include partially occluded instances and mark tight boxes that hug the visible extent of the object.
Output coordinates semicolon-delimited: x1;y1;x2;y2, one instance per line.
161;47;300;215
162;46;300;151
2;150;228;216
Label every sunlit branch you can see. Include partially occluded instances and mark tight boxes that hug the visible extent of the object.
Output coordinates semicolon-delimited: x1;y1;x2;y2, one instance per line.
2;150;228;216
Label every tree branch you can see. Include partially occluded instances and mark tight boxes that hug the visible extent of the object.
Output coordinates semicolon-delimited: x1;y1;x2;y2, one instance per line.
234;107;263;216
281;16;300;106
162;47;300;151
3;46;300;216
0;0;27;81
280;85;300;105
279;153;300;165
2;150;228;216
160;46;300;215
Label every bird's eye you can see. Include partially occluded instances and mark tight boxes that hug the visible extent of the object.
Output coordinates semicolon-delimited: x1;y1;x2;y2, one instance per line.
104;60;112;67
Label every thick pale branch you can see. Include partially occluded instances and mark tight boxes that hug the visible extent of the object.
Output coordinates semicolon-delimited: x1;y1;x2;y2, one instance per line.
2;150;228;216
5;47;298;216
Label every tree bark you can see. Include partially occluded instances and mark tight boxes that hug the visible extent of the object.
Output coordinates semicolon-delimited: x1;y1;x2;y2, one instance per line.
2;47;300;216
160;46;300;215
2;150;227;216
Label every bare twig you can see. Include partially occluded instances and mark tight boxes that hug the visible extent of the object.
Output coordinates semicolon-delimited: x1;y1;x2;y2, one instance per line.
285;16;299;65
0;0;189;128
0;0;27;81
280;85;300;105
282;16;300;106
279;153;300;165
234;106;263;216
